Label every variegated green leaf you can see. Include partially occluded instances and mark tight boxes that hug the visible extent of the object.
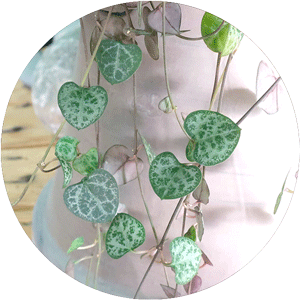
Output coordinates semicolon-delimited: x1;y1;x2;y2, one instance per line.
149;152;202;200
184;225;196;242
58;82;108;130
59;159;73;188
186;140;196;162
105;213;145;259
184;110;241;166
55;136;79;162
201;12;243;56
73;147;99;176
96;40;142;85
67;237;84;254
170;237;202;285
63;169;119;223
140;134;156;165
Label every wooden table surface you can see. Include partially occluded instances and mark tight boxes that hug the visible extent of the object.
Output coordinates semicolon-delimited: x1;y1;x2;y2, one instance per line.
2;80;56;239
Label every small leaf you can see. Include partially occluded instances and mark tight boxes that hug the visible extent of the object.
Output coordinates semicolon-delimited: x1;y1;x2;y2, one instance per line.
140;134;156;165
184;275;202;294
73;147;99;176
158;96;172;113
192;178;210;205
102;145;143;185
160;284;181;298
67;237;84;254
149;152;202;200
184;225;196;242
256;61;281;114
170;237;202;285
59;159;73;188
96;40;142;85
201;12;243;56
196;209;204;241
65;259;75;278
105;213;146;259
274;171;290;214
148;3;182;35
55;136;79;162
58;82;108;130
201;249;213;266
64;169;119;223
184;110;241;166
186;140;196;162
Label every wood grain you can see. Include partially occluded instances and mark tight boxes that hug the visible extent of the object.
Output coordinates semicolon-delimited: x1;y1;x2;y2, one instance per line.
1;80;56;239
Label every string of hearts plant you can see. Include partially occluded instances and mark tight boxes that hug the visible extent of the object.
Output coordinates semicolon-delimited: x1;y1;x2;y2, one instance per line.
12;2;283;298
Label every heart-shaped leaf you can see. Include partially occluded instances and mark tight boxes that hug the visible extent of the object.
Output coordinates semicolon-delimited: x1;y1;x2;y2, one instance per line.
192;178;210;205
63;169;119;223
201;12;243;56
158;96;172;113
170;237;202;285
67;237;84;254
140;134;156;165
96;40;142;85
59;158;73;188
105;213;146;259
149;152;202;200
184;225;196;242
58;82;108;130
160;284;181;298
148;3;181;35
73;147;99;176
183;275;202;294
256;61;281;114
184;110;241;166
102;145;144;185
55;136;79;162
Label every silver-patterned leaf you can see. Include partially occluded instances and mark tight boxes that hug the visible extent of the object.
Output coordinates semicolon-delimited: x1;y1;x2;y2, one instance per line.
59;159;73;188
184;110;241;166
58;82;108;130
102;145;144;185
96;40;142;85
105;213;145;259
63;169;119;223
149;152;202;200
140;134;156;165
147;3;181;35
192;178;210;205
55;136;79;162
170;237;202;285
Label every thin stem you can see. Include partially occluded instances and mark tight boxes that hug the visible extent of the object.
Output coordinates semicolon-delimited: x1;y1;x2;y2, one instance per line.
40;164;61;173
80;7;113;87
74;255;93;265
150;1;156;10
85;254;94;286
134;196;186;298
94;224;102;289
162;2;190;140
181;207;187;236
176;21;225;41
217;53;233;112
236;77;282;126
209;68;225;111
77;240;98;250
174;284;178;298
123;4;135;29
210;53;222;104
133;74;138;153
79;18;91;87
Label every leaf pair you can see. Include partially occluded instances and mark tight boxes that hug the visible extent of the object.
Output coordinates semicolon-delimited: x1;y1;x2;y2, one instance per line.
184;110;241;166
201;12;243;56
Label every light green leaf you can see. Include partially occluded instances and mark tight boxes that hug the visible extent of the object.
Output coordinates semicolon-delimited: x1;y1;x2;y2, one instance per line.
55;136;79;162
140;134;156;165
184;110;241;166
196;210;204;242
102;145;143;185
201;12;243;56
59;159;73;188
170;237;202;285
73;147;99;176
67;237;84;254
58;82;108;130
149;152;202;200
96;40;142;85
274;171;290;214
193;178;210;205
184;225;196;242
158;96;173;113
105;213;146;259
63;169;119;223
186;140;196;162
